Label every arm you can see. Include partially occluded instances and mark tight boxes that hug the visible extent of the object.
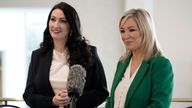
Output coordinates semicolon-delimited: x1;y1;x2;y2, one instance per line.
76;46;109;107
23;51;54;108
146;57;174;108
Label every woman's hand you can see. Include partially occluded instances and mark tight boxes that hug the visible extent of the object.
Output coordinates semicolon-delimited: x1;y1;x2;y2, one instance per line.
52;89;71;107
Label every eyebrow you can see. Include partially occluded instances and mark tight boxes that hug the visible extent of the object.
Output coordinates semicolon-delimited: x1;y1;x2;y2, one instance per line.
50;15;66;19
120;26;136;29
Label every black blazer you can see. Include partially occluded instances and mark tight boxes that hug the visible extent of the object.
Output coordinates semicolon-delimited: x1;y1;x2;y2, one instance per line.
23;46;109;108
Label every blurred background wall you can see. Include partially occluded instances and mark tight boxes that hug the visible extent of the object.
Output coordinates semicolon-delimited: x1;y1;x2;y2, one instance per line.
0;0;191;107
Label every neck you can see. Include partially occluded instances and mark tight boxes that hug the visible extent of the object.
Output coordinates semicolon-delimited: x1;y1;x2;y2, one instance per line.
131;48;144;63
132;52;143;63
53;40;67;53
130;49;144;77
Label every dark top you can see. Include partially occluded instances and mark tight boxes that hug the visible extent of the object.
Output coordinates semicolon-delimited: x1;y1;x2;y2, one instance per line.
23;46;109;108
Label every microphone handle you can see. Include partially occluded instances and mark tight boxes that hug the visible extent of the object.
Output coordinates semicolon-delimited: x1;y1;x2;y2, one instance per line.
69;96;76;108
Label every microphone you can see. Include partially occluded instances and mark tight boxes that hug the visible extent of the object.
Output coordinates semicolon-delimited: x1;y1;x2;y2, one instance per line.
66;64;86;108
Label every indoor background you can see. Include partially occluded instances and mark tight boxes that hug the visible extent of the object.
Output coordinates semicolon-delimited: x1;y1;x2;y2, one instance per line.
0;0;191;107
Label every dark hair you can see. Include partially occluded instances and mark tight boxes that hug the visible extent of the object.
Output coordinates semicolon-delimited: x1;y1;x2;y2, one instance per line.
40;2;91;66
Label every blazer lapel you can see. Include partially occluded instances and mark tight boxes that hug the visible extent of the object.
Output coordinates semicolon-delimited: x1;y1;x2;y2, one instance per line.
39;50;54;94
125;60;149;107
111;56;131;93
109;56;131;108
40;50;52;78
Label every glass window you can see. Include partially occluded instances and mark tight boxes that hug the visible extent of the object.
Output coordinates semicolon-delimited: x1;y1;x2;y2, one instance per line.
0;8;49;107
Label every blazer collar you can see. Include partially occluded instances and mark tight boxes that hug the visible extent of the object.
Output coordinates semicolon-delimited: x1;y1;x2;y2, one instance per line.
39;49;54;94
111;56;131;92
109;55;131;108
40;50;53;76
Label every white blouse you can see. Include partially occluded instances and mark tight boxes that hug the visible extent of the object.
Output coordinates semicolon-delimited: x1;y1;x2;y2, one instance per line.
114;58;141;108
49;49;69;94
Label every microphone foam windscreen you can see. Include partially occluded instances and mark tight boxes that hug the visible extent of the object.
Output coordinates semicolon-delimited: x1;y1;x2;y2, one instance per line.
67;64;86;97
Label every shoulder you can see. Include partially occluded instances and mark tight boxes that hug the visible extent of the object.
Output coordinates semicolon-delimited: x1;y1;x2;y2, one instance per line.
31;48;43;56
88;45;98;56
147;56;171;65
89;45;97;52
32;48;42;53
88;45;102;63
146;56;173;72
30;47;51;58
28;48;42;63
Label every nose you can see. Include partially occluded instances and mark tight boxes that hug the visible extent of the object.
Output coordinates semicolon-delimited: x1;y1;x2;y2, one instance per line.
122;31;131;38
52;21;60;28
121;33;127;41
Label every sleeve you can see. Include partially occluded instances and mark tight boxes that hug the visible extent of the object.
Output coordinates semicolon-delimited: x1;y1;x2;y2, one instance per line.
76;46;109;108
146;57;174;108
23;51;54;108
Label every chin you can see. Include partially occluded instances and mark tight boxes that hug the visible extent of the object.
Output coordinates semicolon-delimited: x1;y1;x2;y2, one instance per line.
51;34;60;38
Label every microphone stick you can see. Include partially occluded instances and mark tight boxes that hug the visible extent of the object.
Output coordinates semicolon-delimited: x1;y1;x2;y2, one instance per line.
67;64;86;108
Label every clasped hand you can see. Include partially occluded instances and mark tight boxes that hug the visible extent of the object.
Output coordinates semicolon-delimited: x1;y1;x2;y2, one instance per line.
52;89;71;107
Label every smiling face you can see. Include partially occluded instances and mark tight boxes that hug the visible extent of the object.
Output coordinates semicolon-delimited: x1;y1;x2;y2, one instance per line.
120;16;143;52
49;8;70;42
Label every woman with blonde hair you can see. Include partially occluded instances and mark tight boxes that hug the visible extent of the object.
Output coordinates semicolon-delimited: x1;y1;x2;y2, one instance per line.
105;8;173;108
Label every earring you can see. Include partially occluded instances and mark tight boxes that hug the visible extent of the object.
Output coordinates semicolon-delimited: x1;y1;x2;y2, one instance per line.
70;31;72;37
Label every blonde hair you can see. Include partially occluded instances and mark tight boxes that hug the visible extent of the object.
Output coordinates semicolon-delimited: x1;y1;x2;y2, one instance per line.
119;8;163;62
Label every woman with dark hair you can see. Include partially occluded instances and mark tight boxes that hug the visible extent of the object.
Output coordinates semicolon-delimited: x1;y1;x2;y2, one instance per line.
23;2;108;108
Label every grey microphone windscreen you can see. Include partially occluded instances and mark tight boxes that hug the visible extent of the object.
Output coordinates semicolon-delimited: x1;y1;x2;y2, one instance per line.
67;64;86;98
